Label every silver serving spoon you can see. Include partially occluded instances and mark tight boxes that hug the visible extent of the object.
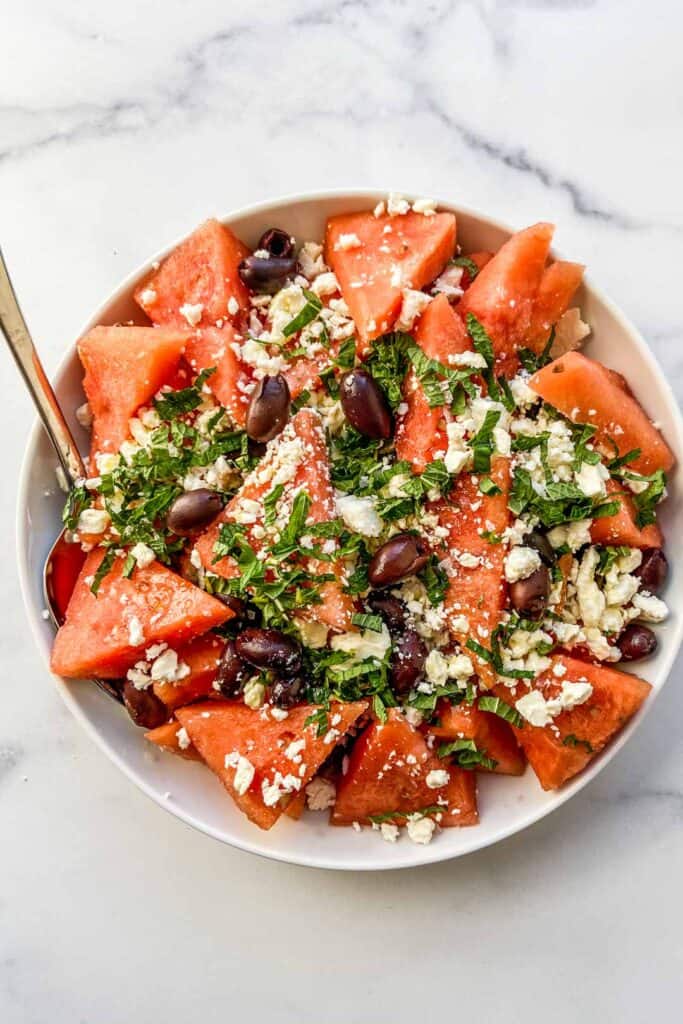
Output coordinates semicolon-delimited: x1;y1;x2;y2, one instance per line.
0;247;123;703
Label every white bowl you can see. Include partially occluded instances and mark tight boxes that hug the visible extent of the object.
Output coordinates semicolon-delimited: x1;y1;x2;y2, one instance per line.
16;190;683;870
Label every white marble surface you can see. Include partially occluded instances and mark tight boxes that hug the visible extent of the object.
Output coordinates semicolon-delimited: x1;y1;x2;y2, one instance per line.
1;2;682;1020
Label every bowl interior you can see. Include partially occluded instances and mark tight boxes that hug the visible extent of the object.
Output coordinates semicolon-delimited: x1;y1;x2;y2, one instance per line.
17;191;683;870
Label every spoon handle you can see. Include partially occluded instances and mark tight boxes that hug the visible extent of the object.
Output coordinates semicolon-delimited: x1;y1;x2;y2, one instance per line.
0;247;86;485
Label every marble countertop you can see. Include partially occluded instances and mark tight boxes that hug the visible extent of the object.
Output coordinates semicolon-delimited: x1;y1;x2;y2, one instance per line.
1;2;682;1020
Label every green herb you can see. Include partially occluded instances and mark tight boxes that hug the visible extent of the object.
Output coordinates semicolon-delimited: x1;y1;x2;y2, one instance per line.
263;483;284;527
304;706;329;737
62;482;91;531
466;313;494;368
562;734;594;753
517;328;555;374
291;389;311;413
282;290;323;337
451;255;480;280
508;466;620;528
478;695;523;728
625;469;667;528
368;805;443;825
419;556;449;605
351;613;383;633
90;545;117;595
470;408;501;474
607;448;641;472
154;367;216;420
365;332;411;410
479;476;502;496
437;738;498;771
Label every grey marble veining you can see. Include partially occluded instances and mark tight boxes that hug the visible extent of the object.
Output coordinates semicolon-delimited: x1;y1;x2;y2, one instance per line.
0;2;681;1021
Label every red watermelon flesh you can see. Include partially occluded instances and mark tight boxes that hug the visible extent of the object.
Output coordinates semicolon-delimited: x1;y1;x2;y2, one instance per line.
590;479;663;549
427;700;526;776
495;654;651;790
176;700;368;829
526;260;584;352
458;222;554;376
395;294;473;472
78;325;190;464
194;408;354;631
325;209;456;353
134;219;250;328
145;720;202;761
50;551;232;680
152;634;225;710
332;710;478;827
185;325;251;427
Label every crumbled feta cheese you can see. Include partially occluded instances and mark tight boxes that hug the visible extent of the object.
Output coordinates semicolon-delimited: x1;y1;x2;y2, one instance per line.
504;546;542;583
177;727;191;750
575;547;605;627
305;776;336;811
331;624;392;663
77;508;110;535
243;678;266;709
267;284;307;342
509;375;539;410
75;402;93;429
150;648;190;684
231;755;255;796
574;461;609;498
227;296;240;317
558;680;593;709
432;263;464;299
373;201;386;218
334;232;362;251
406;815;436;845
387;192;410;216
412;197;437;216
395;289;432;330
632;591;668;623
336;493;382;537
297;241;327;279
296;618;329;649
515;690;553;727
127;616;145;648
130;541;155;568
95;452;119;476
380;823;400;842
179;302;203;327
139;288;157;306
310;271;340;297
547;519;592;552
426;769;450;789
424;650;448;687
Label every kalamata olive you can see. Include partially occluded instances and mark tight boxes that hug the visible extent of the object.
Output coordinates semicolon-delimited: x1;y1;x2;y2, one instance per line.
368;534;430;588
635;548;668;595
270;676;303;708
258;228;294;260
167;488;222;536
248;439;268;460
618;623;658;661
213;593;247;622
367;592;407;635
340;369;392;439
524;530;556;566
238;254;297;291
246;373;291;443
235;627;302;674
390;629;427;696
122;681;168;730
509;565;550;619
214;639;249;697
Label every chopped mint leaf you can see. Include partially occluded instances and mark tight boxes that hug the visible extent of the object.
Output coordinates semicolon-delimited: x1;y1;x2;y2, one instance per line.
154;367;216;420
282;290;322;337
478;695;523;728
351;612;383;633
437;737;498;771
451;255;480;280
90;545;117;595
62;482;91;531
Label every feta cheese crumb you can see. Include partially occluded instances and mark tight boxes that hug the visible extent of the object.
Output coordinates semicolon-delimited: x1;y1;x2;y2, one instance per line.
305;776;336;811
334;233;362;251
227;296;240;316
387;192;410;216
75;402;93;429
504;546;541;583
229;755;255;796
406;815;436;845
412;197;437;216
395;289;432;330
331;624;391;663
243;678;266;709
632;591;669;623
336;493;382;537
77;508;110;535
130;541;155;568
426;769;450;789
177;727;191;750
127;616;145;648
179;302;204;327
380;823;400;843
139;287;157;306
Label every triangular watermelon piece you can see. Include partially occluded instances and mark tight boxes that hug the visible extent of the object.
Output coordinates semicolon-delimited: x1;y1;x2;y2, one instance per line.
332;710;478;827
458;222;554;376
176;700;368;829
590;479;663;549
325;209;456;353
78;325;190;462
134;218;250;328
426;699;525;776
529;351;674;476
194;408;355;631
152;633;225;710
496;655;651;790
185;325;251;427
50;551;233;680
434;457;510;689
395;294;473;472
145;719;202;761
526;260;584;352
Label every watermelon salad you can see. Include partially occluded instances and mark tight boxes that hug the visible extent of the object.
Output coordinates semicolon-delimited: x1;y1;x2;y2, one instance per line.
49;195;674;845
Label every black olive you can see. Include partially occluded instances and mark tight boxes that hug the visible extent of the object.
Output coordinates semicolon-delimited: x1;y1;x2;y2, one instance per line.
634;548;668;595
235;628;302;674
167;488;222;536
340;369;392;439
238;255;297;291
368;534;430;588
367;592;407;635
270;676;304;708
509;566;551;620
214;639;249;697
246;374;291;443
257;228;295;260
524;530;556;566
389;629;427;696
123;681;168;730
618;623;658;661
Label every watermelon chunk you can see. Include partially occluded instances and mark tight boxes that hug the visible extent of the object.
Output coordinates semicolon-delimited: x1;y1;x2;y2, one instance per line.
185;325;251;427
526;260;585;352
435;458;510;688
50;552;232;680
458;222;554;376
529;351;675;476
332;710;478;827
459;251;493;290
496;654;651;790
427;699;526;776
395;294;472;472
78;325;190;462
152;634;225;710
325;209;456;353
176;700;368;829
134;219;250;328
590;479;663;549
194;408;354;631
145;720;202;761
